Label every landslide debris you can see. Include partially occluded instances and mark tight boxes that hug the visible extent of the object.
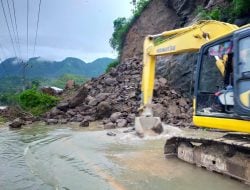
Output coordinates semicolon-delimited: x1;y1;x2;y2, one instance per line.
45;57;192;128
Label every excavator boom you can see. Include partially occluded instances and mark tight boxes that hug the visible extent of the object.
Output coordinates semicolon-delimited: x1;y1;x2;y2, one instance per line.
136;20;238;137
142;20;238;106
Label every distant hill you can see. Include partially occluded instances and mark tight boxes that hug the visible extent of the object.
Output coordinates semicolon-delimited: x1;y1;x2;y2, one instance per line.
0;57;115;78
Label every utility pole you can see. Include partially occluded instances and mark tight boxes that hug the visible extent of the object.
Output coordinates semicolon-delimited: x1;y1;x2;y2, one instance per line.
21;60;28;91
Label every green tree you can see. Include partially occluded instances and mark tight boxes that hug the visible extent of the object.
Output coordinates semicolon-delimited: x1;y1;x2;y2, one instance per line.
109;17;129;52
109;0;150;57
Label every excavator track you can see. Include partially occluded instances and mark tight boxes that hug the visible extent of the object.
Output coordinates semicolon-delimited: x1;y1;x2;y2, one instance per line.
164;131;250;184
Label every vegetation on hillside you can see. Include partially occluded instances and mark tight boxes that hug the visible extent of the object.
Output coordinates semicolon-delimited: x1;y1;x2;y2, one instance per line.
107;0;150;72
105;60;119;73
0;57;114;78
197;0;250;22
109;0;150;57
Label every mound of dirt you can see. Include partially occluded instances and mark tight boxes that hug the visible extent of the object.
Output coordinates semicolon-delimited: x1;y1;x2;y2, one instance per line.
45;57;192;128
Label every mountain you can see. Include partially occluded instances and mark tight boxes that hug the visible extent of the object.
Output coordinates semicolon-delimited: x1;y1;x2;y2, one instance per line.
0;57;115;78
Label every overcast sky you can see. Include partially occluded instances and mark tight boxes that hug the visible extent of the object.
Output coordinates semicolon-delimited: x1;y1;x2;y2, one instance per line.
0;0;133;62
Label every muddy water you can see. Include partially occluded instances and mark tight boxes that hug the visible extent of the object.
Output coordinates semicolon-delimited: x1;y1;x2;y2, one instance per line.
0;123;249;190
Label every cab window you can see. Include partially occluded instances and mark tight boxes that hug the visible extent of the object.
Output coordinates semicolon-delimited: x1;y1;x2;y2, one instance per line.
239;37;250;73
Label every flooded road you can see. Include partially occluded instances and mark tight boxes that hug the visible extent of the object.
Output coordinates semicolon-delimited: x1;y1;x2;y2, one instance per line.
0;123;249;190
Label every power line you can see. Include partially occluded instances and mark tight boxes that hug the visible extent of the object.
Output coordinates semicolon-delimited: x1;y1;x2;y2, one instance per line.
33;0;42;56
0;0;17;57
6;0;20;57
11;0;21;57
26;0;29;59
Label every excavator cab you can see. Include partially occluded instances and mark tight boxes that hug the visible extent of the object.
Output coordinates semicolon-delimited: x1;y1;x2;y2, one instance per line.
194;27;250;132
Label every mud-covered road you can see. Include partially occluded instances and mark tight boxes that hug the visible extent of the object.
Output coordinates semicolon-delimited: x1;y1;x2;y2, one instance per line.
0;123;249;190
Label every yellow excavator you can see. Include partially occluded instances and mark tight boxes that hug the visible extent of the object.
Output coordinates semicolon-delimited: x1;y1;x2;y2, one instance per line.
135;20;250;183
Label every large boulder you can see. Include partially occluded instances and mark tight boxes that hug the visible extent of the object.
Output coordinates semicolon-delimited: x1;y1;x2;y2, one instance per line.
57;102;69;112
104;77;117;86
96;101;112;119
110;112;122;123
96;93;110;102
9;118;24;128
116;119;127;128
104;122;116;129
68;86;88;108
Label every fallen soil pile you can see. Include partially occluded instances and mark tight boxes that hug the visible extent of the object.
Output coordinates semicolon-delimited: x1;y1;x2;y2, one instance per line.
45;57;193;128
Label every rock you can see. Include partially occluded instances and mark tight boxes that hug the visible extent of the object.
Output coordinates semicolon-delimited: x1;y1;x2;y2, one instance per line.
45;119;58;125
159;77;167;85
65;80;75;89
59;119;68;124
76;114;84;122
104;77;117;86
96;101;112;119
107;132;116;136
179;98;188;107
104;122;116;129
102;119;110;125
69;86;88;108
154;79;160;91
79;120;89;127
88;98;98;106
128;91;136;98
152;104;167;119
127;114;136;123
110;112;122;123
84;116;94;122
9;118;24;128
123;127;135;133
57;102;69;112
96;93;110;102
66;110;76;116
152;120;163;134
116;119;127;128
50;108;63;117
109;68;118;77
167;103;180;115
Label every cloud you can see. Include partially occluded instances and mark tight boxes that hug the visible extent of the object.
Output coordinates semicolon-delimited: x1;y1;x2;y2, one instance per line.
0;0;132;61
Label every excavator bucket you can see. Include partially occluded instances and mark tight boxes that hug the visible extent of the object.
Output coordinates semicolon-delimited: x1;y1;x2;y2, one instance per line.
135;116;163;137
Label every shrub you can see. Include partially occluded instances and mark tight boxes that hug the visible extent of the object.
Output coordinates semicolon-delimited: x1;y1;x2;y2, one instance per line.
106;60;119;73
18;89;59;116
197;0;250;23
232;0;250;17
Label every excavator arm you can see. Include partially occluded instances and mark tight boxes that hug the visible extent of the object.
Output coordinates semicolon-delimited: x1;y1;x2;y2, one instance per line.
142;20;238;108
136;20;238;137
